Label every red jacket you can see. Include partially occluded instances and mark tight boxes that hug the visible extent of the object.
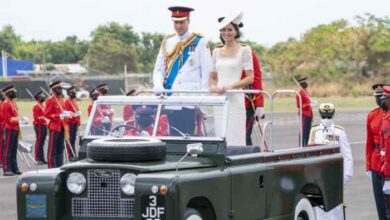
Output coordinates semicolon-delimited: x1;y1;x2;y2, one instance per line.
33;102;47;126
125;114;169;136
45;95;66;132
366;107;384;172
296;89;313;117
0;101;4;128
2;99;19;131
64;98;80;125
123;105;134;122
241;49;264;109
88;102;93;116
381;112;390;177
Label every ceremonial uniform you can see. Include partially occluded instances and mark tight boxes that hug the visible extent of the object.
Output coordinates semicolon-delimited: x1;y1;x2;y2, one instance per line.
296;78;313;146
125;107;169;136
33;96;47;163
45;81;68;168
380;86;390;208
0;99;5;167
153;6;211;136
243;49;264;145
64;97;80;160
308;103;353;220
2;85;21;175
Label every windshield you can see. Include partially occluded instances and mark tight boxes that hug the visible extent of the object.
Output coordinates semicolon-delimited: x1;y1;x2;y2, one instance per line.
85;96;227;140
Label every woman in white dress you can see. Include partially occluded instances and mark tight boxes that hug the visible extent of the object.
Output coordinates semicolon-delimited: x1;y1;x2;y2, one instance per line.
209;11;254;146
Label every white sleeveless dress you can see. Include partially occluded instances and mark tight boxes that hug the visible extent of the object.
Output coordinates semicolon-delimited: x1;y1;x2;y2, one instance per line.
212;46;253;146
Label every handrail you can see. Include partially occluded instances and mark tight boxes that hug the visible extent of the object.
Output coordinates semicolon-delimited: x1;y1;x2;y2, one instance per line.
271;90;303;148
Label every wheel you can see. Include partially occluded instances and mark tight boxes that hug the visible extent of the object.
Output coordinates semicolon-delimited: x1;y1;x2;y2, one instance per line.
87;137;166;162
294;197;316;220
184;208;203;220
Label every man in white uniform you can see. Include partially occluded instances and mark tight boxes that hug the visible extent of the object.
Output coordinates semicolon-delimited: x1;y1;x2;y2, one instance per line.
308;103;353;220
153;6;212;136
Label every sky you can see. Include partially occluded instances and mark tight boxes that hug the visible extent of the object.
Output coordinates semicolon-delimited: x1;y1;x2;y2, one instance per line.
0;0;389;46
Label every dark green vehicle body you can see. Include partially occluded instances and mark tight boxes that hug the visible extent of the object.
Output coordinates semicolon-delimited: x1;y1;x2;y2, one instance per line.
16;95;343;219
17;140;342;220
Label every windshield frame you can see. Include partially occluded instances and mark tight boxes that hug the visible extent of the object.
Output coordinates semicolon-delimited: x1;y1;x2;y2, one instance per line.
83;95;228;141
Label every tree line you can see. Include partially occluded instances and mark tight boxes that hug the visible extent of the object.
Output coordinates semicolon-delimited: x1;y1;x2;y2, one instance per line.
0;14;388;86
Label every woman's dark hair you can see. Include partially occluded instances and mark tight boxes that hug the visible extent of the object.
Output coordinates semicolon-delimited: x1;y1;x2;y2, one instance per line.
218;17;243;44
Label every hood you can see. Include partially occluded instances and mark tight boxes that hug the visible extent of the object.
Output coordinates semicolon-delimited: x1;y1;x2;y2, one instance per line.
61;155;216;173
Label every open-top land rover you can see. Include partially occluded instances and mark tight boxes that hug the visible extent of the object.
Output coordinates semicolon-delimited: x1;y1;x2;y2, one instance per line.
17;91;343;220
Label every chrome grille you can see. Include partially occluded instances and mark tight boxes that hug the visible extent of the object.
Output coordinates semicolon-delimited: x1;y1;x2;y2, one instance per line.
72;169;135;218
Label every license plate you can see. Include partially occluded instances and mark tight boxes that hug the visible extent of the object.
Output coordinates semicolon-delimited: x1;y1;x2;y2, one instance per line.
141;195;166;220
26;194;47;218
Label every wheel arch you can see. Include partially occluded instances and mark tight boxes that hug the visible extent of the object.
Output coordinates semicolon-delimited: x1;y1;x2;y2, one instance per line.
186;196;216;220
300;183;324;208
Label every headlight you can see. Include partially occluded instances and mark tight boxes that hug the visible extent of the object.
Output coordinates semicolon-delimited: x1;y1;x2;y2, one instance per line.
67;172;86;194
120;173;136;195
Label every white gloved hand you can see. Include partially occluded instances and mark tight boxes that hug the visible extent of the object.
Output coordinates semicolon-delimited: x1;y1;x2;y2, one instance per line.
383;181;390;195
60;111;71;119
366;171;372;180
101;116;110;124
153;85;164;95
254;107;265;120
343;175;352;184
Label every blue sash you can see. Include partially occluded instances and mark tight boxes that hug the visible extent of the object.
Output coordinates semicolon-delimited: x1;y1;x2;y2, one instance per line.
164;36;202;89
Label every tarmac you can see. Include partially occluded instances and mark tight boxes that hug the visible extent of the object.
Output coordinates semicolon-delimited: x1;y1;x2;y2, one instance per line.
0;110;377;219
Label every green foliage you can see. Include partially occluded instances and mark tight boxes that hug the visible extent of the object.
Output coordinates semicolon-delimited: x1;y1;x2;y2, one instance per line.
0;25;21;55
136;32;164;73
265;14;389;85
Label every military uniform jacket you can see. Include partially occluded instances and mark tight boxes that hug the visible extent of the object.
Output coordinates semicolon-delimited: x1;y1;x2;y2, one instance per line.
153;31;212;93
309;122;353;181
45;95;65;132
2;99;19;131
381;112;390;177
366;107;384;173
33;102;47;126
64;99;80;125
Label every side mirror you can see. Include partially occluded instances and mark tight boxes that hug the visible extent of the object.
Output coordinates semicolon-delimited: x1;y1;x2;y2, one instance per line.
186;143;203;157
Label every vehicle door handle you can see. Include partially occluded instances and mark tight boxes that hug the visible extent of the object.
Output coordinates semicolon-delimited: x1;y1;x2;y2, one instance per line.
259;175;264;188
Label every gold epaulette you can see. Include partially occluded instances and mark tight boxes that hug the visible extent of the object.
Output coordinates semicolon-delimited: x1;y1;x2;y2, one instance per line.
161;33;176;57
192;32;204;38
370;106;380;112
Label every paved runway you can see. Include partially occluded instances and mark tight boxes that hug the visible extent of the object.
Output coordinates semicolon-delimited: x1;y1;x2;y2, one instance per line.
0;110;377;219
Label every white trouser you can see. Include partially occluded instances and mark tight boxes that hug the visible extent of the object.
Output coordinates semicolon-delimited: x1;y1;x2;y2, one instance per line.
315;205;342;220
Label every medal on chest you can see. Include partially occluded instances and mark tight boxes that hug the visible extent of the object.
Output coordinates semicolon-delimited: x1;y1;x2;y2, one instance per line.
188;45;195;66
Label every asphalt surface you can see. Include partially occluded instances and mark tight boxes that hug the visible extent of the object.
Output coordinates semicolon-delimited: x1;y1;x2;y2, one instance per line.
0;110;377;219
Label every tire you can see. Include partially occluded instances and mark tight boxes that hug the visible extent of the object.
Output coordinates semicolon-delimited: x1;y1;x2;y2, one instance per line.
183;208;203;220
294;197;317;220
87;137;166;162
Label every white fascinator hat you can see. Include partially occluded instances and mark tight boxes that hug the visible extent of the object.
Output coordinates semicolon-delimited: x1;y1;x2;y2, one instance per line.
218;9;244;30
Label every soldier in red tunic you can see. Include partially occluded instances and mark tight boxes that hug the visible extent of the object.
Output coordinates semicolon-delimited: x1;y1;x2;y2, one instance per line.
33;90;48;165
0;91;5;168
125;106;169;137
365;83;389;219
2;85;22;176
380;86;390;215
64;86;81;160
242;49;264;145
96;83;114;134
295;77;313;146
45;81;71;168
